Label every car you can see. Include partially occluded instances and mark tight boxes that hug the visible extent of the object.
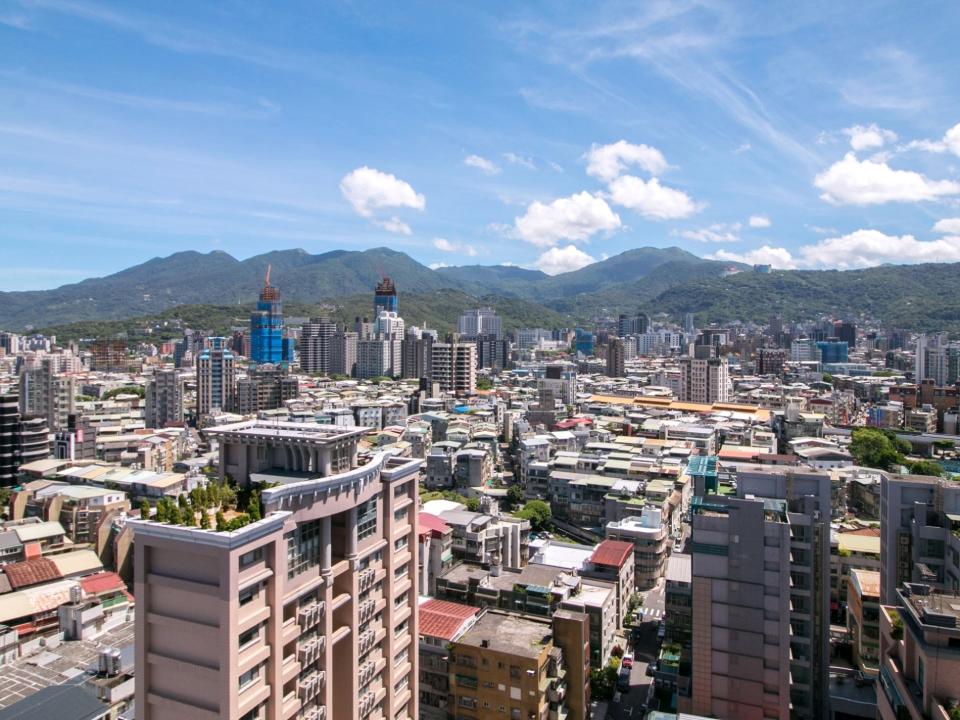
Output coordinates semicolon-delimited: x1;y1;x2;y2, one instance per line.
621;654;634;669
657;624;666;641
617;669;631;691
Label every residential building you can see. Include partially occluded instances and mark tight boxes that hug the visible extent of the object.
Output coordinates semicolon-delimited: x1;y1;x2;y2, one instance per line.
847;568;880;675
756;348;787;376
430;343;476;395
606;505;670;590
877;582;960;720
145;369;184;428
679;356;730;404
0;392;22;484
457;307;501;340
299;318;337;374
581;539;635;629
559;581;617;667
133;419;423;720
357;339;401;380
607;339;625;378
196;337;236;417
879;472;960;604
400;329;432;380
19;358;75;431
446;609;590;720
418;512;454;596
418;599;481;720
422;502;529;569
330;331;358;378
235;365;298;414
817;340;849;364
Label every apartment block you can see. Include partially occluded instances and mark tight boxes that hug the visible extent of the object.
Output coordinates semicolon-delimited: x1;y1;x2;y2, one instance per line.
679;355;730;404
430;343;476;395
877;582;960;720
145;369;184;428
418;599;482;720
446;608;590;720
19;358;75;431
880;472;960;604
196;337;236;417
133;420;422;720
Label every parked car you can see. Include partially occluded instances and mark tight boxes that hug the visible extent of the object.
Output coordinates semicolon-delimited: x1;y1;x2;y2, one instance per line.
622;654;634;669
618;667;631;691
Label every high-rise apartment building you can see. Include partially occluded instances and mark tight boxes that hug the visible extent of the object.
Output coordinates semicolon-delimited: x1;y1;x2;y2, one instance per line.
430;342;476;394
196;337;236;417
400;329;432;380
356;339;401;379
133;420;422;720
679;356;730;403
88;340;128;371
457;307;501;340
817;340;849;364
330;331;358;378
915;332;960;385
19;358;75;431
617;313;649;337
606;338;625;378
473;334;509;371
250;266;285;366
756;347;787;376
235;366;299;414
299;318;337;374
686;467;831;719
835;321;857;349
145;369;184;428
879;472;960;604
0;392;21;485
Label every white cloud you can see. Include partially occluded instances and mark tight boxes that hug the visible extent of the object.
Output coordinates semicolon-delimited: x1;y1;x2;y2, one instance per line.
709;246;797;269
733;142;751;154
902;122;960;157
374;216;412;235
710;229;960;271
536;245;597;275
843;124;898;152
748;215;771;228
814;153;960;205
607;175;699;219
464;154;500;175
513;191;621;247
432;237;477;256
503;152;536;169
340;167;425;234
428;262;449;270
933;218;960;235
548;161;564;173
673;222;741;243
585;140;668;181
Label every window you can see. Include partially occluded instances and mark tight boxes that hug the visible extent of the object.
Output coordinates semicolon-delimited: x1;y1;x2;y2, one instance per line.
239;547;263;570
394;564;409;579
394;648;409;665
395;619;409;637
240;704;265;720
394;482;409;498
358;498;378;541
394;507;407;523
394;674;409;693
286;519;321;579
239;584;259;607
395;594;407;610
359;549;383;570
238;623;262;649
238;662;263;692
394;536;408;551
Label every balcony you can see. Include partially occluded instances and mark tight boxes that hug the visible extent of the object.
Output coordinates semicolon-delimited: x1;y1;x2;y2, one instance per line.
298;601;324;630
302;707;326;720
358;659;379;686
358;629;379;655
358;568;376;592
358;598;376;624
298;638;321;666
547;680;566;703
358;690;377;717
298;671;325;702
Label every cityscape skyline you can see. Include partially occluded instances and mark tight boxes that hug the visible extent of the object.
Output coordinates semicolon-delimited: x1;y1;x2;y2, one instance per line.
4;2;960;290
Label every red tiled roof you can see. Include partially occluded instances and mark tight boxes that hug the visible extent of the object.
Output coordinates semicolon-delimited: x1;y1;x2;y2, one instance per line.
841;527;881;538
3;557;62;590
79;571;127;596
418;512;451;539
590;539;633;568
419;599;480;641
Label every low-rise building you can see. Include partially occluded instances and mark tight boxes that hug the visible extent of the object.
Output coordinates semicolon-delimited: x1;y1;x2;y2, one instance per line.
848;568;880;675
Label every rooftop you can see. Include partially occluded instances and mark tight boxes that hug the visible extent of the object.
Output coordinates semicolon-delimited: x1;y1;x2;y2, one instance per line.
456;611;553;658
418;598;481;641
203;419;367;445
589;539;634;568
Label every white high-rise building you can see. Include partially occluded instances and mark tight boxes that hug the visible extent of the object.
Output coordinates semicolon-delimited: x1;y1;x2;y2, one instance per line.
457;307;501;340
679;356;730;403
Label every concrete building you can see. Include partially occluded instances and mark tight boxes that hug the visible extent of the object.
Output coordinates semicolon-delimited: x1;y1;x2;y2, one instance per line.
422;501;529;569
356;339;401;380
196;337;236;417
329;331;358;378
457;307;501;340
299;318;337;375
605;505;670;590
0;392;23;484
847;568;880;675
19;358;75;431
880;472;960;605
417;512;454;597
686;467;832;720
877;582;960;720
559;581;617;667
418;599;482;720
133;420;423;720
606;339;625;378
446;609;590;720
679;356;730;404
235;366;298;415
145;370;184;428
430;343;476;395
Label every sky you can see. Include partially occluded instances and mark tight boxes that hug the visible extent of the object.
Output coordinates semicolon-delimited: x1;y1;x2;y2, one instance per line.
3;0;960;290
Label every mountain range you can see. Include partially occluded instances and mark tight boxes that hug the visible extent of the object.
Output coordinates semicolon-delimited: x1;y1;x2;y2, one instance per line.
3;246;959;334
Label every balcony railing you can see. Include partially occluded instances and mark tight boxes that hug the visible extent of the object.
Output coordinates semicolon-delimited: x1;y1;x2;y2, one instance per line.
358;568;376;592
298;601;324;630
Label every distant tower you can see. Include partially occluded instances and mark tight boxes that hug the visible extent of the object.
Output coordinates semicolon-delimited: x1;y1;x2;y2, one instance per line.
250;265;284;365
374;276;398;317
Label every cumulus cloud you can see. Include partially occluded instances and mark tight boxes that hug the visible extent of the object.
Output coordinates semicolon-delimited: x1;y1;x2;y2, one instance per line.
748;215;771;228
464;154;500;175
428;262;449;270
902;122;960;156
710;229;960;270
933;218;960;235
844;124;898;152
814;153;960;205
672;222;741;243
513;191;621;247
340;167;425;233
606;176;699;220
432;237;477;256
503;152;536;169
585;140;668;181
708;246;798;269
536;245;597;275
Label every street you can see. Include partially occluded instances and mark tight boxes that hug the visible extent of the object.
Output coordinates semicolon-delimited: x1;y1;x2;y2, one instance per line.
608;580;665;720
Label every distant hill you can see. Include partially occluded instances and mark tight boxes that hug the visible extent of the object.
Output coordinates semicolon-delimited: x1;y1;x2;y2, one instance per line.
0;245;738;329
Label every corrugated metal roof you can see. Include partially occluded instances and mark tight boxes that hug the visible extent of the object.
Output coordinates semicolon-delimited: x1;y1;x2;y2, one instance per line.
49;550;103;578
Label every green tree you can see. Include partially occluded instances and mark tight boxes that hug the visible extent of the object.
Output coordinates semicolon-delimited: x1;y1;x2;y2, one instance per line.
465;497;480;512
215;510;227;531
909;459;943;477
505;484;524;510
247;490;262;521
850;428;905;470
139;500;150;520
516;500;552;531
177;494;187;509
476;377;493;391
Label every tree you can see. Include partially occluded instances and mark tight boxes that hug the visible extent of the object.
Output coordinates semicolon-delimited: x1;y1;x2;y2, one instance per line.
505;484;524;510
909;459;943;477
465;497;480;512
177;494;187;509
476;377;493;391
589;665;619;701
850;428;905;471
199;509;210;529
139;500;150;520
516;500;552;531
247;491;262;521
215;510;227;531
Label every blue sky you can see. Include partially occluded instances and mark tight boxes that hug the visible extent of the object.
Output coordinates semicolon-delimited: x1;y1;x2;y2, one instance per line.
3;0;960;290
